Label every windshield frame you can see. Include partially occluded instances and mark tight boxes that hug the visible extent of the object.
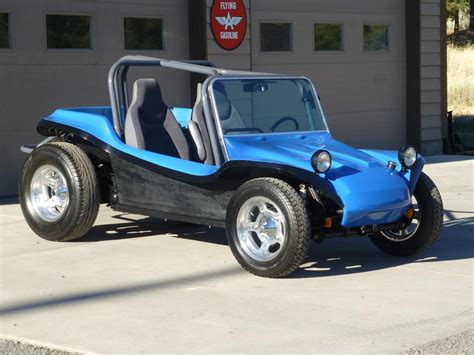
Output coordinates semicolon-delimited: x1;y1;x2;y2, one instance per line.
205;75;330;161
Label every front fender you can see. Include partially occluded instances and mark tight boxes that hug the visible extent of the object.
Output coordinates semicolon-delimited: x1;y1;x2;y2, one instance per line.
361;149;425;195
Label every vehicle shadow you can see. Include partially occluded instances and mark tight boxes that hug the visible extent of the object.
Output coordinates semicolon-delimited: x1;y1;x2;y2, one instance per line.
79;213;228;246
0;213;471;317
83;212;473;278
290;215;473;278
0;197;19;206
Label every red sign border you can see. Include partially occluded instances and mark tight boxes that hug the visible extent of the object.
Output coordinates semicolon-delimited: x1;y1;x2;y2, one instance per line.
210;0;247;51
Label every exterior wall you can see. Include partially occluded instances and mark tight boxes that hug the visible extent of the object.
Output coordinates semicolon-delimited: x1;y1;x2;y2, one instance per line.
0;0;189;197
250;0;406;150
420;0;444;154
206;0;251;70
0;0;447;197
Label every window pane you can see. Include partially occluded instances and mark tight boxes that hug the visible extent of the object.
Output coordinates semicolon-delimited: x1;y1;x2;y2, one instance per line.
364;24;389;51
124;17;164;50
0;13;9;48
213;79;326;135
46;15;91;49
314;23;343;51
260;23;292;52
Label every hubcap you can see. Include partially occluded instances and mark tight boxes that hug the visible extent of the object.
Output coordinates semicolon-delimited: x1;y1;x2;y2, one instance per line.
236;197;286;262
30;165;69;222
380;196;421;242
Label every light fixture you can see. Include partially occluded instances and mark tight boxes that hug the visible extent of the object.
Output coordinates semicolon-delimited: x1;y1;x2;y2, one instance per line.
311;150;332;173
398;145;417;169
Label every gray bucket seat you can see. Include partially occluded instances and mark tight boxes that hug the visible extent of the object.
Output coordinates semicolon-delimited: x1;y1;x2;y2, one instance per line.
124;78;190;160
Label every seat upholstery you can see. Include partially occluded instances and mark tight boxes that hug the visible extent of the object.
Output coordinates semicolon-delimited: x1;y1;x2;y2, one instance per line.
124;79;190;160
188;83;214;165
213;82;245;134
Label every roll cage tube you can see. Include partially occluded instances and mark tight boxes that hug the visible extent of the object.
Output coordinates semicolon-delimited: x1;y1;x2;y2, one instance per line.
107;55;280;165
108;56;219;136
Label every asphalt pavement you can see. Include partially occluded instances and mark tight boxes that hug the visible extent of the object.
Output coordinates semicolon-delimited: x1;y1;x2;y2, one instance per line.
0;155;472;353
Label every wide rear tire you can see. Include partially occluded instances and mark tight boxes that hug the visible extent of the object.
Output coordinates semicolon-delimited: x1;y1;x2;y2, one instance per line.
19;142;100;241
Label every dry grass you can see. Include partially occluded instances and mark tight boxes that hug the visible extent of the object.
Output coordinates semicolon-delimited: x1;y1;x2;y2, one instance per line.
448;45;474;117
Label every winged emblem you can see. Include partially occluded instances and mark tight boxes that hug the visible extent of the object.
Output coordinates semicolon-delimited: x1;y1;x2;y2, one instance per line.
216;12;242;30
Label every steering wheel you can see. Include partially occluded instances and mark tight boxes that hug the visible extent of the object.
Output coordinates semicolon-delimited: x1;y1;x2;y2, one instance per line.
270;116;300;133
224;127;264;135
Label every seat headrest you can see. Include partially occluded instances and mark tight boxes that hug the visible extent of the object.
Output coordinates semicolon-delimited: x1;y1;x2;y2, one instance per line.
132;78;167;120
213;82;231;120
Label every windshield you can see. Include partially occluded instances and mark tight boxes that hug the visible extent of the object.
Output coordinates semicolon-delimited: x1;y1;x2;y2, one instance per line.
211;78;327;135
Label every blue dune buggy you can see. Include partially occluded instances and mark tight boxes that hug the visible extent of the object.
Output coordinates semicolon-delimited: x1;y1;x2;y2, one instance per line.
19;56;443;277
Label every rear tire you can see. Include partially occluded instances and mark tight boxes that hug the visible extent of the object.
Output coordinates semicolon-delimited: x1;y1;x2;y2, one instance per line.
19;142;100;241
369;172;443;256
226;178;311;278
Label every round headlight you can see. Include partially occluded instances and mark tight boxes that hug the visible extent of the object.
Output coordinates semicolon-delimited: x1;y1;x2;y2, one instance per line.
398;145;417;168
311;150;332;173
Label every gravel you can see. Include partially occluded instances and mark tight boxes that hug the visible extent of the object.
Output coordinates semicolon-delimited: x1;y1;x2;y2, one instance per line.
2;330;472;354
402;329;474;355
0;339;82;355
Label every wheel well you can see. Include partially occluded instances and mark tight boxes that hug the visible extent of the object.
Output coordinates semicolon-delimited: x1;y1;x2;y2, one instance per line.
63;135;113;204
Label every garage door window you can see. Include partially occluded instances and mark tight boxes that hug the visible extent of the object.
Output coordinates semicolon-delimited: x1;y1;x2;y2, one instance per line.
46;14;91;49
364;24;390;51
0;12;10;48
314;23;343;51
124;17;164;50
260;23;292;52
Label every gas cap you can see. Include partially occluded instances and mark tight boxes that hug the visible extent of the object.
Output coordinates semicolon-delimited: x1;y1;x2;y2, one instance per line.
387;161;397;170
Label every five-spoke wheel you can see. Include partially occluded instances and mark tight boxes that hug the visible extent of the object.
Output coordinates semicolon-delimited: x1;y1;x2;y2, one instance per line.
20;142;100;241
226;178;311;278
236;197;287;262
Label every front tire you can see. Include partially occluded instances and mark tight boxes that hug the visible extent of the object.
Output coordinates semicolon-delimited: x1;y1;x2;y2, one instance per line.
226;178;311;278
369;172;443;256
19;142;100;241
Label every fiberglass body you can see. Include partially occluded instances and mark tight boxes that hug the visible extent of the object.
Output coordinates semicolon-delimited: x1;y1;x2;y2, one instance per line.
37;70;423;230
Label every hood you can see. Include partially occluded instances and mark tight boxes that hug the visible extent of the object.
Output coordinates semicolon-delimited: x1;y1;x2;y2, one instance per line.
225;132;385;173
225;132;412;227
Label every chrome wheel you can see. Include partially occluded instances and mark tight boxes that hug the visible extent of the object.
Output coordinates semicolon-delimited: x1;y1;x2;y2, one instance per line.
380;196;421;242
236;197;286;262
30;165;69;222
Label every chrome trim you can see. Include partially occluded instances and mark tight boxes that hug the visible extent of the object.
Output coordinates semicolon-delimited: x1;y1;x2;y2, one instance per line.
30;164;69;222
236;196;287;262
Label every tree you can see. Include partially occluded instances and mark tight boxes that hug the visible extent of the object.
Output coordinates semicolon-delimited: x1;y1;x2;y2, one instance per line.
470;0;473;31
447;0;469;33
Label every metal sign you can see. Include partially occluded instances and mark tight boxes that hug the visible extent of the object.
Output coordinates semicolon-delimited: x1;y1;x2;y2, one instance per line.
210;0;247;50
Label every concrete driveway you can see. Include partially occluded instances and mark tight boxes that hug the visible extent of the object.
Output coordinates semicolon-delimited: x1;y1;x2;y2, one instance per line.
0;156;473;353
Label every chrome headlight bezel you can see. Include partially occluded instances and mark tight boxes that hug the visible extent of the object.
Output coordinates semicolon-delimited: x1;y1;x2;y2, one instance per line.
398;145;417;169
311;150;332;173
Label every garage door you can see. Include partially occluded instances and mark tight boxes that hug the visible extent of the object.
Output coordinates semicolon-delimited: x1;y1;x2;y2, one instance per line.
0;0;189;197
250;0;406;149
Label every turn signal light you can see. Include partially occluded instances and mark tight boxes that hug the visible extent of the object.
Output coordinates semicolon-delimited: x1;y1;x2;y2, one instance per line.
405;208;414;218
323;217;333;228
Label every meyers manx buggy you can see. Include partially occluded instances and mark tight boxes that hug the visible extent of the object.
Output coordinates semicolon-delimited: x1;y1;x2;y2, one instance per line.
19;56;443;277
